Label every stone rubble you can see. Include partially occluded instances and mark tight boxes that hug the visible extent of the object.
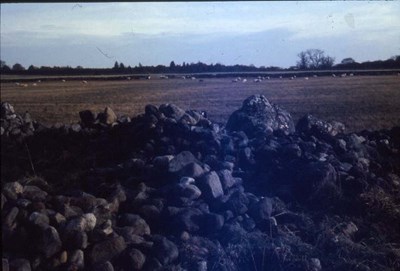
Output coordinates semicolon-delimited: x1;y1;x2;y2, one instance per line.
1;96;400;271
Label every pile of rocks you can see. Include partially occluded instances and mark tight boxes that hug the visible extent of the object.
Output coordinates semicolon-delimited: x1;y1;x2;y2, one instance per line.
2;95;400;271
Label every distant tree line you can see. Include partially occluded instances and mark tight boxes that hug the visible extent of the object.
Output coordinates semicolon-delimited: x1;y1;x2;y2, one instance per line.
1;50;399;76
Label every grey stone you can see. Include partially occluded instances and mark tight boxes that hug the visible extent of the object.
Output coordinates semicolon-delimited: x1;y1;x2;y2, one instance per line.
198;171;224;200
309;258;322;271
218;169;238;191
70;123;82;133
39;226;62;258
153;155;174;170
126;248;146;270
3;181;24;200
91;261;114;271
29;211;50;226
16;199;31;208
4;207;19;228
159;103;186;120
22;185;47;202
1;102;15;117
226;95;295;137
115;227;147;245
175;183;202;200
168;151;200;173
66;213;97;232
69;249;84;269
88;236;126;265
297;114;345;140
152;235;179;265
181;162;208;178
118;214;150;235
103;107;118;125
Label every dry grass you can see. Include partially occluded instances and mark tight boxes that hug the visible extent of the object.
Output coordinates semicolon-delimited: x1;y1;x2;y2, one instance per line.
1;75;400;132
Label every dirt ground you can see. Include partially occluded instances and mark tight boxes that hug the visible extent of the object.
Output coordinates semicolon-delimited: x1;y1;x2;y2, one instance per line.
1;75;400;132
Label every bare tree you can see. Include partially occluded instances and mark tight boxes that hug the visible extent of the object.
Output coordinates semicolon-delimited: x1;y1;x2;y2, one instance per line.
297;49;335;69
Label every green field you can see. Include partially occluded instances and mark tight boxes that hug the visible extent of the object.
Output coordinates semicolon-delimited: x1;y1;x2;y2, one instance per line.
1;75;400;132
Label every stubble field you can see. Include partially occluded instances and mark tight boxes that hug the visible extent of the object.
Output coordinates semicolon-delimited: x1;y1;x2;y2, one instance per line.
1;75;400;132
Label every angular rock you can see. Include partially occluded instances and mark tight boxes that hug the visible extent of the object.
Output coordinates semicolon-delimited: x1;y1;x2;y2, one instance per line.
168;151;200;173
1;102;15;117
198;171;224;200
226;95;295;137
174;182;202;200
218;169;238;191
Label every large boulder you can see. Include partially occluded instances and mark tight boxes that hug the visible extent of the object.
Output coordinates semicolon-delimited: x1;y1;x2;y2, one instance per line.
226;95;295;137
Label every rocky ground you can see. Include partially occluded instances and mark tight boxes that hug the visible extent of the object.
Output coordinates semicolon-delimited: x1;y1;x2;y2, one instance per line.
1;95;400;271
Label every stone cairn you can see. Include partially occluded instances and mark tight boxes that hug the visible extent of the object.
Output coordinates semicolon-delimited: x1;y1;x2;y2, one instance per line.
1;95;400;271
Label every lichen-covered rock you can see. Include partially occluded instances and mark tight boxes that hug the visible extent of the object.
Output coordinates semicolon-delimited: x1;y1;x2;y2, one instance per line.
296;114;345;140
226;95;295;137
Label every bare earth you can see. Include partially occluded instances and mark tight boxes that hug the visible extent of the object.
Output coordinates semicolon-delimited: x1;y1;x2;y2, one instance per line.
1;75;400;132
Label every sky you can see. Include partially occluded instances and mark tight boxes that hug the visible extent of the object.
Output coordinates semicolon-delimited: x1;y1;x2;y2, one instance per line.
1;2;399;69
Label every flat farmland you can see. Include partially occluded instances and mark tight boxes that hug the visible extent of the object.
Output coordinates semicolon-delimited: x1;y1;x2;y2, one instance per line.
1;75;400;132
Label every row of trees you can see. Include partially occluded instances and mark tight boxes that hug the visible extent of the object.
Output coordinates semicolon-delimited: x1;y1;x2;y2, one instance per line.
1;49;399;75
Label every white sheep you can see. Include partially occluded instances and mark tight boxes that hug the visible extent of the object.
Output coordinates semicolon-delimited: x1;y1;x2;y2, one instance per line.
62;79;66;82
32;83;37;86
82;80;88;84
332;74;336;77
304;77;309;80
15;82;20;86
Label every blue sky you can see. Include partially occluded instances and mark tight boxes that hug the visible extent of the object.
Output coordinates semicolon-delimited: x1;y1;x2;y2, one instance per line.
1;2;399;68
